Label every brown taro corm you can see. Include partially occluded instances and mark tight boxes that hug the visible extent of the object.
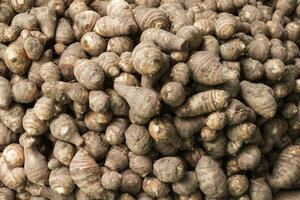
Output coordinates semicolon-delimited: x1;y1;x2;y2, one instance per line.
2;0;300;198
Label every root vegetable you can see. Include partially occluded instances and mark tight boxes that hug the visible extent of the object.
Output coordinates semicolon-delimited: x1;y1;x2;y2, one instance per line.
114;82;160;118
175;90;230;117
240;81;277;119
50;114;83;147
187;51;239;85
70;149;105;199
196;156;227;198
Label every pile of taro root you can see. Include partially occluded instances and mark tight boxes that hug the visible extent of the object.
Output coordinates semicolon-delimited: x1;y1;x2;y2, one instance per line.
2;0;300;199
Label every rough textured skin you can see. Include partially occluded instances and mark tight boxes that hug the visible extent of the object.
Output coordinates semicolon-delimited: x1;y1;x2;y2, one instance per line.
175;90;230;117
132;41;163;76
134;6;170;31
249;178;272;200
269;145;300;189
187;51;239;85
196;156;227;198
114;83;160;118
240;81;277;119
70;149;105;199
58;42;87;81
141;28;188;52
153;157;185;183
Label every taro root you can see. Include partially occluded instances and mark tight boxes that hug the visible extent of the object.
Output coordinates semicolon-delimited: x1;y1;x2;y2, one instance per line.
269;145;300;189
196;156;227;198
175;90;230;117
69;149;105;199
153;157;185;183
240;81;277;119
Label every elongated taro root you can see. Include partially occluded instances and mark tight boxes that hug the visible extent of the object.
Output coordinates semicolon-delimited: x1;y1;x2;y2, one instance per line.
187;51;239;85
26;181;76;200
170;62;191;86
50;114;83;147
70;149;105;199
55;18;74;46
114;82;160;118
94;16;136;37
175;90;230;117
196;156;227;198
268;145;300;189
40;62;61;82
240;81;277;119
20;134;49;186
119;52;135;74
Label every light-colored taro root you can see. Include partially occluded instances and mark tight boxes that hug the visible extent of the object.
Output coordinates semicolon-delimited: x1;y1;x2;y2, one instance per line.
175;90;230;117
187;51;239;85
69;149;105;199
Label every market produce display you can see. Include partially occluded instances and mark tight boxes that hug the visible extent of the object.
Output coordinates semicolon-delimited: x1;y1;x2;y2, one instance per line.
1;0;300;199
